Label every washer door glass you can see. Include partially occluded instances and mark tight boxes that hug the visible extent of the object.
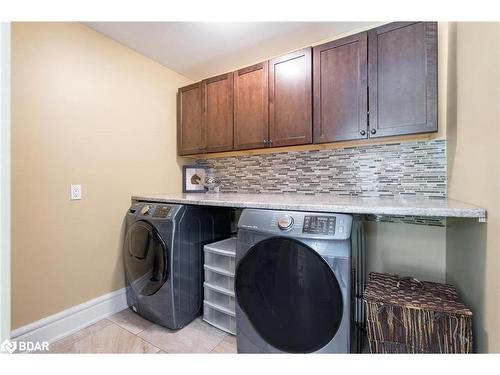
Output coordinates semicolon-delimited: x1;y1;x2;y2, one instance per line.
124;221;168;296
235;237;343;353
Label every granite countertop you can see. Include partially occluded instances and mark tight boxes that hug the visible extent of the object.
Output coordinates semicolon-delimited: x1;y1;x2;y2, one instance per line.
131;193;486;221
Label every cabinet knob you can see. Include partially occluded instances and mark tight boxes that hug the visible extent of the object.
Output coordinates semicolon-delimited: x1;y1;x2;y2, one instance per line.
360;130;366;136
370;129;377;135
263;139;267;144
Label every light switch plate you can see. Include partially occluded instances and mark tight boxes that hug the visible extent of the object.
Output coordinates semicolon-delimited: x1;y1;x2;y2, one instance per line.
70;184;82;200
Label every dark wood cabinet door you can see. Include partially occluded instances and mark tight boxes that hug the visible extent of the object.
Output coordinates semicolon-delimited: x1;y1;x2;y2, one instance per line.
177;82;203;155
202;72;234;153
269;48;312;147
313;32;368;143
234;62;269;150
368;22;438;138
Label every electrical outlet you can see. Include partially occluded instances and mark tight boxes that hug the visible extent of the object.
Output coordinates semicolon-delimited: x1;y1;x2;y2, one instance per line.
70;184;82;200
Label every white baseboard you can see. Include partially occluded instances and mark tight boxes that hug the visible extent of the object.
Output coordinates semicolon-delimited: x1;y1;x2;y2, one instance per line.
10;287;130;344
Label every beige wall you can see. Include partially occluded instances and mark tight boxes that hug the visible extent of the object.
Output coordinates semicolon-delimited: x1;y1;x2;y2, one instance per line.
446;22;500;353
11;22;191;329
366;222;446;283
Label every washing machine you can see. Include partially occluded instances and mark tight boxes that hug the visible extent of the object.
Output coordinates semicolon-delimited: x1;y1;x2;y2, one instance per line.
124;202;230;330
235;208;365;353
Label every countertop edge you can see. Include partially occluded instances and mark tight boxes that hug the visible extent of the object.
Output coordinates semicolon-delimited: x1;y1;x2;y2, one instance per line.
131;195;486;220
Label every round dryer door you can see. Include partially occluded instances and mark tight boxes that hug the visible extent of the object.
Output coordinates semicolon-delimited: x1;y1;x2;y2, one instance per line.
124;221;168;296
235;237;343;353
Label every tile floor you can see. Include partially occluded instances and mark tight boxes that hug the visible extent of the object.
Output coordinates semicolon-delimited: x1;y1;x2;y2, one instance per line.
47;308;237;354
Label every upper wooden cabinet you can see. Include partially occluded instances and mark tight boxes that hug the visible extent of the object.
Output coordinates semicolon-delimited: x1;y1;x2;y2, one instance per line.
269;48;312;147
368;22;438;138
234;62;269;150
178;73;234;155
313;32;368;143
177;22;438;155
203;72;234;153
177;82;203;156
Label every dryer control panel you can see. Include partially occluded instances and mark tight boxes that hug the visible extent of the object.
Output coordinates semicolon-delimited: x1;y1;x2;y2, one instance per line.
239;209;353;240
302;215;336;235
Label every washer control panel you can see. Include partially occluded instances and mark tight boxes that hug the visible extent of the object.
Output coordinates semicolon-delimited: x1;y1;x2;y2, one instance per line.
129;202;180;220
302;215;336;235
152;205;172;218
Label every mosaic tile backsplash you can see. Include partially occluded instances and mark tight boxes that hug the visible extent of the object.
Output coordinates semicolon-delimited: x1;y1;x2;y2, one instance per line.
198;139;446;198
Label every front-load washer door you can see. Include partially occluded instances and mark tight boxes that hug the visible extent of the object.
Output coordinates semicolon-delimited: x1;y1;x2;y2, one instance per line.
235;237;343;353
124;221;168;296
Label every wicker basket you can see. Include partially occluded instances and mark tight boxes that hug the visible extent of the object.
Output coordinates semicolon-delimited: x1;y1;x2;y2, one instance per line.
364;272;473;354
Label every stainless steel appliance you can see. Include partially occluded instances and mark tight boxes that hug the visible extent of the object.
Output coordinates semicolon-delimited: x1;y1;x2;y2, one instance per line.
124;202;230;329
235;208;364;353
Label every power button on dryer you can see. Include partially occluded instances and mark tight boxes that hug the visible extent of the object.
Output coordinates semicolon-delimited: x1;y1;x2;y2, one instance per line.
277;215;294;230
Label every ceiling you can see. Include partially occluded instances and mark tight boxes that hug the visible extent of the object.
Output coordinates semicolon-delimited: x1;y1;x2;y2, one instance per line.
85;22;380;80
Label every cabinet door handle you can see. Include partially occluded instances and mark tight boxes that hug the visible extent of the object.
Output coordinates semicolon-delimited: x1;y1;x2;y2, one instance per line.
360;130;366;136
370;129;377;135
